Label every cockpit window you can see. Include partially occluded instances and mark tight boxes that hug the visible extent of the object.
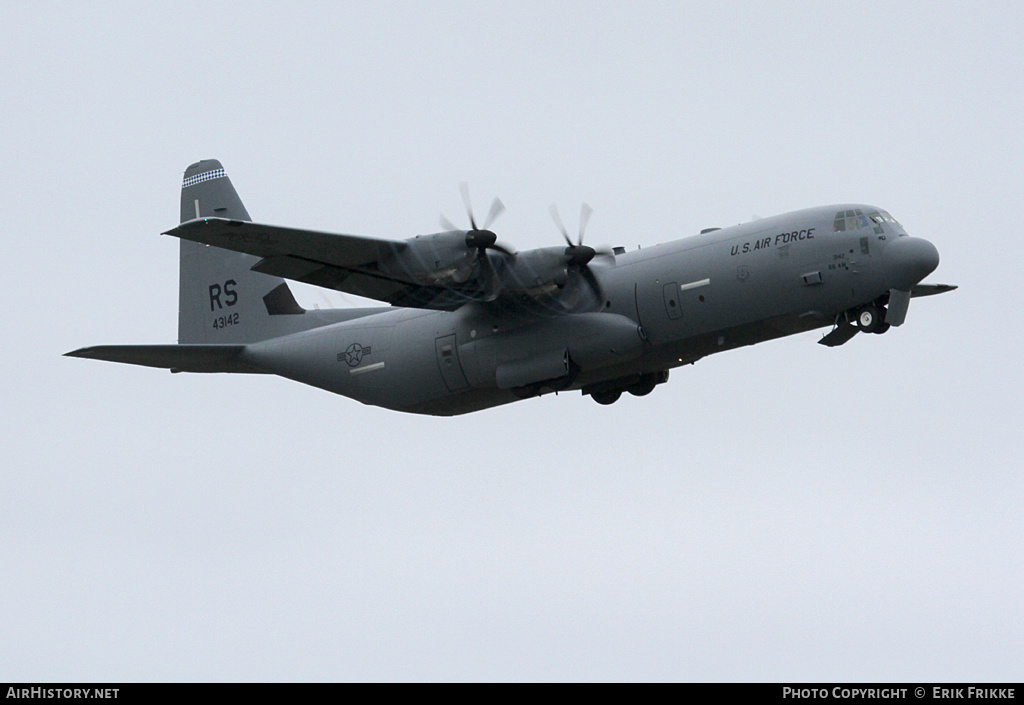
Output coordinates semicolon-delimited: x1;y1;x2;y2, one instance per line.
865;211;886;234
833;209;868;232
834;209;900;234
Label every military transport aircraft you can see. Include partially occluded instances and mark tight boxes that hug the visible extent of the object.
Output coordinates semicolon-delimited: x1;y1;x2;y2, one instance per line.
67;160;956;415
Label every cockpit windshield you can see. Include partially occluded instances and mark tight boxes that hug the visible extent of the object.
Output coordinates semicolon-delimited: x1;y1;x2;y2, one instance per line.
833;208;901;234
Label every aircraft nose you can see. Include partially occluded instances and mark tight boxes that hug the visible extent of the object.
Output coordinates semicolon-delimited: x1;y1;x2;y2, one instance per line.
886;236;940;289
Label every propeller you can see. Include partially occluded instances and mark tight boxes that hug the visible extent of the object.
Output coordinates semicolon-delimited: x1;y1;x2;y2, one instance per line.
441;183;514;253
440;183;514;300
548;202;609;307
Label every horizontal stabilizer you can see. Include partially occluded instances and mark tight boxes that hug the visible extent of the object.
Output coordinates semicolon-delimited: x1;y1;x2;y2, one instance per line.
64;345;267;374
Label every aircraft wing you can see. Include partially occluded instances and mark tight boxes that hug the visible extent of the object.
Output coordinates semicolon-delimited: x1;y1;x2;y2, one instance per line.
165;218;467;309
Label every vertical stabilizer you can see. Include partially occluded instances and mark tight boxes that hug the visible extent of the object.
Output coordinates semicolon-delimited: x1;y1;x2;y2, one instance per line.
177;160;305;344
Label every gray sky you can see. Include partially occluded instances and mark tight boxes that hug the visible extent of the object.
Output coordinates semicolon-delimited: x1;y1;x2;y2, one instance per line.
2;0;1021;681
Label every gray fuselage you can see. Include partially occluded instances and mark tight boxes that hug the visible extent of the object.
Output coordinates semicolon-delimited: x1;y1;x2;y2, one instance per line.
238;204;939;415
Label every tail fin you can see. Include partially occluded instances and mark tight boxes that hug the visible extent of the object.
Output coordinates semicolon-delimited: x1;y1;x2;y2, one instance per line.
177;160;305;343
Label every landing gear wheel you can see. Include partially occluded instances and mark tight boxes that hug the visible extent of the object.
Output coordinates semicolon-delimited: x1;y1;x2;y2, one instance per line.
628;377;657;397
591;390;621;405
855;305;883;334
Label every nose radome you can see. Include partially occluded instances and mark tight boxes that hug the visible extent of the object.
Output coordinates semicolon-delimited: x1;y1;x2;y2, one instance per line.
887;236;940;289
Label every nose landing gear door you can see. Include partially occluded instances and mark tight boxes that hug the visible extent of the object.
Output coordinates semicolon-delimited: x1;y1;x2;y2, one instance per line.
435;334;469;392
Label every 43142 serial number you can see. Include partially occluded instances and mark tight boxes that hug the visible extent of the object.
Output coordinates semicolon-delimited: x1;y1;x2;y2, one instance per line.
213;313;239;329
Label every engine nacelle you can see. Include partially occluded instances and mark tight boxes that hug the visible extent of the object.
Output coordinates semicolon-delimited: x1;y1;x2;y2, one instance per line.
378;231;475;285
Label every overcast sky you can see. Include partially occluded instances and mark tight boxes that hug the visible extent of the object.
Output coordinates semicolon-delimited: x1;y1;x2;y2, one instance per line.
2;1;1021;682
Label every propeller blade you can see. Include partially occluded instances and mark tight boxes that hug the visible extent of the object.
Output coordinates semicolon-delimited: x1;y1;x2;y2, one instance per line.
555;265;602;312
489;241;515;257
580;265;603;301
440;214;460;232
459;182;477;230
483;197;505;230
452;249;477;284
578;202;593;244
549;204;572;247
477;250;500;301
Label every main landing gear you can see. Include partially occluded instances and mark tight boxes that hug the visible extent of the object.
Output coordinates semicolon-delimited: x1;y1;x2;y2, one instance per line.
586;371;669;405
